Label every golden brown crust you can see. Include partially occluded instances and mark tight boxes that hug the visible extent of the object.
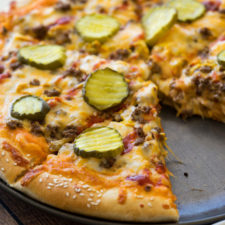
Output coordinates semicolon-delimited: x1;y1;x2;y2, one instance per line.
13;172;178;222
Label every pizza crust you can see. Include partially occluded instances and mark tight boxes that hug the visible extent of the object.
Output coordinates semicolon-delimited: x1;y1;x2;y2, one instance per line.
13;172;179;222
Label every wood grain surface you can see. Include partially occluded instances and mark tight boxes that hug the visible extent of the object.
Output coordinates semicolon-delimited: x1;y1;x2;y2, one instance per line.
0;188;82;225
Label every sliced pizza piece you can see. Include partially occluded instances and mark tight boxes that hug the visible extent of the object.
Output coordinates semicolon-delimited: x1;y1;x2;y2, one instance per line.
12;61;178;221
138;0;225;122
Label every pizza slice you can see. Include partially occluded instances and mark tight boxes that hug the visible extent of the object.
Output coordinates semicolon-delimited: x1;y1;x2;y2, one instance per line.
138;0;225;122
11;52;178;222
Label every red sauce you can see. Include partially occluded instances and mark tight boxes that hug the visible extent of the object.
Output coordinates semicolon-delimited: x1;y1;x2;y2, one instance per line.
0;73;11;83
47;97;61;108
203;0;221;11
122;132;136;155
86;115;105;128
92;60;107;71
2;141;29;167
118;188;127;204
156;162;166;174
21;166;44;186
48;16;72;28
126;174;151;185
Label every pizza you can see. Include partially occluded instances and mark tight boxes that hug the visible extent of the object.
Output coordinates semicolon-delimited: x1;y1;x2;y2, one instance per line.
138;0;225;122
0;0;178;222
1;0;225;223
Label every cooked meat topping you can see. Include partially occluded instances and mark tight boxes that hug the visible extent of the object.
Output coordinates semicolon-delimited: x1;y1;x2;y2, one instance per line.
198;47;209;58
29;79;40;86
99;158;116;169
0;65;5;74
10;61;22;71
199;27;212;39
148;60;162;74
32;25;48;40
30;121;44;136
63;68;83;77
45;125;61;139
199;65;212;73
55;1;71;11
6;120;23;129
62;125;77;139
134;137;145;146
109;49;130;60
44;88;61;97
136;127;145;138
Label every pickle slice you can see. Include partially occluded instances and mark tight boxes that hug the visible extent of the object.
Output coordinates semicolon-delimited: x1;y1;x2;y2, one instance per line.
142;6;177;46
74;126;124;158
18;45;66;70
83;68;129;111
217;50;225;66
11;95;50;121
167;0;205;22
76;14;120;42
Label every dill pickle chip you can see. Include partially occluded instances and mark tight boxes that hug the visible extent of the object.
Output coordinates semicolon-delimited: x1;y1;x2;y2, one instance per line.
142;6;177;46
18;45;66;70
74;126;124;158
217;50;225;66
11;95;50;121
83;68;129;111
167;0;205;22
76;14;120;42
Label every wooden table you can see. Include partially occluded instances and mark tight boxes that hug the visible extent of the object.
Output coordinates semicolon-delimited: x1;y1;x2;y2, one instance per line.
0;188;82;225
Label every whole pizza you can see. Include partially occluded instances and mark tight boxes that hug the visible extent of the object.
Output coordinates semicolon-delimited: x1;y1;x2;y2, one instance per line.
0;0;224;223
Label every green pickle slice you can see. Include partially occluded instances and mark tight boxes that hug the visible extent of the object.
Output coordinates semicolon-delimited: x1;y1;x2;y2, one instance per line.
74;126;124;158
11;95;50;121
83;68;129;111
18;45;66;70
142;6;177;46
167;0;205;22
76;14;120;42
217;50;225;66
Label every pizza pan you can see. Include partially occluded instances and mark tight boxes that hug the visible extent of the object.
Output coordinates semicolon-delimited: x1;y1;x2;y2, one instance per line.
1;107;225;225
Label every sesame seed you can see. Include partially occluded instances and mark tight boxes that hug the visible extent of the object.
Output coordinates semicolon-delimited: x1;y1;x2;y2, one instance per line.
96;199;101;204
149;197;154;201
39;178;43;183
87;198;92;202
47;186;51;190
63;185;68;188
87;203;91;208
48;183;54;186
89;193;94;197
79;193;84;196
83;184;89;189
75;188;81;193
26;154;31;157
97;193;102;197
56;183;63;187
147;202;152;207
6;158;9;163
87;188;92;192
13;162;17;166
68;178;72;182
1;168;5;171
46;174;49;178
65;192;70;197
53;179;59;183
136;195;143;199
100;189;103;193
72;195;76;199
1;151;5;156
